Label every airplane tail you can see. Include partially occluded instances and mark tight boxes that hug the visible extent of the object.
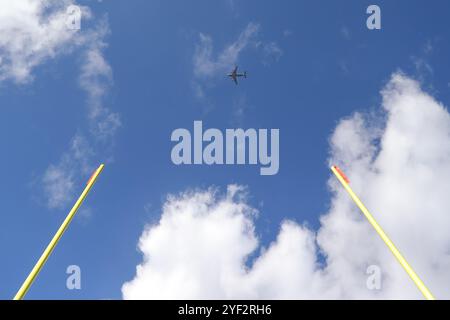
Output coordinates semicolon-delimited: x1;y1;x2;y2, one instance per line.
244;71;247;78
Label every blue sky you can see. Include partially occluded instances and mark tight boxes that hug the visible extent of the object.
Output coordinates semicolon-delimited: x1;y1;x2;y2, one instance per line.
1;0;450;299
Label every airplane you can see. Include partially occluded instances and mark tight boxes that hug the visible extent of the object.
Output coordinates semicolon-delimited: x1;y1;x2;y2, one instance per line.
227;66;247;85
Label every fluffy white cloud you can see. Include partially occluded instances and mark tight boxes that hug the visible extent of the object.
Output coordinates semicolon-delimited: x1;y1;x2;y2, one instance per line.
0;0;87;83
123;73;450;299
123;186;258;299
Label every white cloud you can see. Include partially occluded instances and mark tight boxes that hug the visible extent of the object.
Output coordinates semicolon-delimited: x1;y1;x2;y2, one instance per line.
80;45;113;119
40;19;119;209
43;40;119;209
71;134;95;174
79;37;121;141
123;73;450;299
42;133;93;209
42;162;75;210
121;185;336;299
0;1;120;209
0;0;89;83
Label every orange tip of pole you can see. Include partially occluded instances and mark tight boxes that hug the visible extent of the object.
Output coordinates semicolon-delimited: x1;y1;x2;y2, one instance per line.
86;168;98;186
333;165;350;184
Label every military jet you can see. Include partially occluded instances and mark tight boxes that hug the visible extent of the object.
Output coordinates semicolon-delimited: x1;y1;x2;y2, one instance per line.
227;66;247;85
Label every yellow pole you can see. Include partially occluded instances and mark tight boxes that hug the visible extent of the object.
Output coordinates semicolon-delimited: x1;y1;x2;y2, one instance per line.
330;165;435;300
13;164;105;300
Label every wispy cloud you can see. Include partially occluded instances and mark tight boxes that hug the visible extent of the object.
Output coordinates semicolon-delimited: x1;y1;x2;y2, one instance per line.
43;23;120;209
192;22;283;101
80;30;121;141
0;1;120;210
193;23;260;79
42;163;75;210
42;133;92;209
410;39;438;84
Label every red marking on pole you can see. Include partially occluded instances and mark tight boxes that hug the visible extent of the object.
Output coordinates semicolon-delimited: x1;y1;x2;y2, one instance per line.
333;165;350;184
86;170;97;186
